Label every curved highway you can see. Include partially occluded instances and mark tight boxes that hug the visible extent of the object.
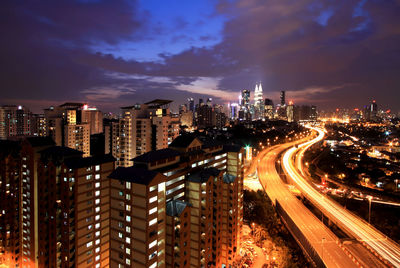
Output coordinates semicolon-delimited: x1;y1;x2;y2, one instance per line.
257;137;358;267
282;127;400;267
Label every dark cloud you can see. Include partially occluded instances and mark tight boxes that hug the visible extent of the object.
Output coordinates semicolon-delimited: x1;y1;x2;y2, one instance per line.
1;0;400;113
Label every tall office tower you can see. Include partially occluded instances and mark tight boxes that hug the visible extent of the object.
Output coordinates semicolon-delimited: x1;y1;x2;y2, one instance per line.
280;91;286;106
113;100;179;167
310;105;317;121
286;101;294;122
188;98;195;112
0;105;32;139
31;114;47;137
81;105;104;135
240;90;251;121
0;141;21;267
229;103;239;120
254;83;264;119
241;90;250;107
264;99;274;119
112;135;245;268
65;123;91;157
370;100;378;121
206;98;213;107
0;137;115;267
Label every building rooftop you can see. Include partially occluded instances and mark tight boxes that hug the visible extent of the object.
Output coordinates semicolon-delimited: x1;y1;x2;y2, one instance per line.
144;99;172;106
25;137;55;148
187;167;221;183
0;140;20;159
223;144;243;152
65;154;115;169
108;166;160;185
223;173;237;184
169;135;198;148
132;148;181;163
166;200;189;217
59;102;84;108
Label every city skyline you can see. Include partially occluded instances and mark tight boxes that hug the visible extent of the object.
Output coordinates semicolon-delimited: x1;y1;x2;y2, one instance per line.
1;1;400;113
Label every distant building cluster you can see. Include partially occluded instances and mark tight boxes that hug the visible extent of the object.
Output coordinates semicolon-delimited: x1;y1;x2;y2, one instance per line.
321;100;394;123
228;85;317;122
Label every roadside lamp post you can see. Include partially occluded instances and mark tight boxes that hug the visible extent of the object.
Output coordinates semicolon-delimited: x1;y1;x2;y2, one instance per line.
367;196;373;223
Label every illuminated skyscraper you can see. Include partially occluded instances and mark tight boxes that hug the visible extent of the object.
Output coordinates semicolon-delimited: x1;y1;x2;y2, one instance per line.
254;83;264;119
280;91;286;106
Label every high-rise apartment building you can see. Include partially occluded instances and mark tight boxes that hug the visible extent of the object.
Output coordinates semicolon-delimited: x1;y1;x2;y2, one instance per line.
0;105;32;140
1;134;243;268
113;100;179;167
0;137;115;268
65;123;91;157
108;135;244;267
0;141;21;267
44;103;103;155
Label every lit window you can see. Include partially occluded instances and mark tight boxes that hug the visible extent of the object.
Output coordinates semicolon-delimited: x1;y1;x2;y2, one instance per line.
126;237;131;244
95;231;100;237
95;255;100;261
87;225;92;230
126;182;131;189
86;242;92;248
86;175;92;180
95;215;100;221
95;239;100;245
125;194;130;200
118;232;123;239
149;218;157;226
149;196;157;203
149;207;157;215
95;182;100;188
149;185;157;192
95;247;100;253
126;248;131;255
95;199;100;205
95;207;100;213
126;226;131;233
126;205;131;211
95;165;100;171
95;190;100;196
95;223;100;229
126;216;131;222
95;174;100;180
119;191;123;196
126;259;131;265
149;240;157;249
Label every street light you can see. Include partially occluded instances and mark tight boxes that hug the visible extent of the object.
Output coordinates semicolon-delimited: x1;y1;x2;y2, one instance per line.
367;196;373;223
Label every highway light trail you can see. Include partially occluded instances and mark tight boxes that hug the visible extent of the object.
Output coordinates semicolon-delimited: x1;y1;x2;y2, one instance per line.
282;127;400;267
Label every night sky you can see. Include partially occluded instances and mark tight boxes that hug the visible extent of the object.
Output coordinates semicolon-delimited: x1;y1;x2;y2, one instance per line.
1;0;400;113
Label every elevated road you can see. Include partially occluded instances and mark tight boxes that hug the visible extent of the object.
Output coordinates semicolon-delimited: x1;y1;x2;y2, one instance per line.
282;127;400;267
257;140;357;267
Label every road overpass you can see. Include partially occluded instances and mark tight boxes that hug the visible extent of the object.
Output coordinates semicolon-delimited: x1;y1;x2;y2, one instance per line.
257;141;358;267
